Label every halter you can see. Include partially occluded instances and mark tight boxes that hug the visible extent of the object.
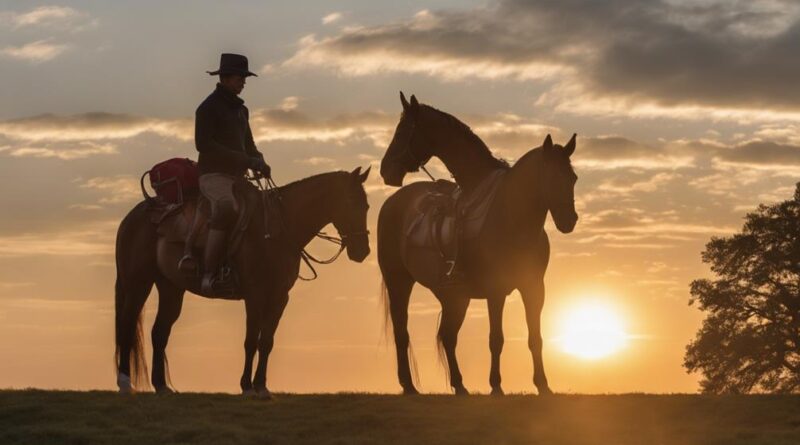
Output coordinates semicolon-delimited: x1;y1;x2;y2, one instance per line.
396;118;436;181
252;174;369;281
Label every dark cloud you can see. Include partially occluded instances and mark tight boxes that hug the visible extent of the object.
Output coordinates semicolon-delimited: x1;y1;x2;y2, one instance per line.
715;141;800;165
284;0;800;114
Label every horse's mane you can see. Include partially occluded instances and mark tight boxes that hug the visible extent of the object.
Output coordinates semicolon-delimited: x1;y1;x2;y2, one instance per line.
423;104;510;170
278;170;349;192
276;170;367;203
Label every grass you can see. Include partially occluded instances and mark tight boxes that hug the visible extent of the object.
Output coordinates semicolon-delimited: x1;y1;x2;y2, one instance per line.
0;390;799;445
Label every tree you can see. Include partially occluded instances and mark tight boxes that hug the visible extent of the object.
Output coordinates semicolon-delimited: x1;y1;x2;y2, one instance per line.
684;183;800;394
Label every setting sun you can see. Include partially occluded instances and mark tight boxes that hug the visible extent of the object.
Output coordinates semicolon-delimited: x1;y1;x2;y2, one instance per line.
557;302;629;360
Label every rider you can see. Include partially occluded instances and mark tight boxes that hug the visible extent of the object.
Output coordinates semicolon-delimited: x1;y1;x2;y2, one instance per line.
195;53;271;294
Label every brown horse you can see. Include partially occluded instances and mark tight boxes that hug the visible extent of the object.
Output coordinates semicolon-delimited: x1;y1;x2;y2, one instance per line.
378;93;577;395
115;167;371;396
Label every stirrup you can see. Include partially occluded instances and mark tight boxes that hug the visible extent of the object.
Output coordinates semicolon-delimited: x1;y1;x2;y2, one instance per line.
201;266;236;297
178;254;198;276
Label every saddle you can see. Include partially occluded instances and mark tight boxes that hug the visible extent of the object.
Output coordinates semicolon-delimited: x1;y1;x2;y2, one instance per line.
405;169;506;285
147;178;276;295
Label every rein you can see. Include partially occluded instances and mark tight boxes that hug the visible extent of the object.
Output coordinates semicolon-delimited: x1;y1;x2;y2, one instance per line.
401;119;437;181
252;174;359;281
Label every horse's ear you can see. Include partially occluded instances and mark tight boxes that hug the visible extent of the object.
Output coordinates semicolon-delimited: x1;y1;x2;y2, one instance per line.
564;133;576;157
410;94;419;110
400;91;409;111
359;166;371;183
350;166;362;179
543;134;554;152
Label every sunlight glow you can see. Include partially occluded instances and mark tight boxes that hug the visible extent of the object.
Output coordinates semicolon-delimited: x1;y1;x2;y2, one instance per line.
557;302;629;360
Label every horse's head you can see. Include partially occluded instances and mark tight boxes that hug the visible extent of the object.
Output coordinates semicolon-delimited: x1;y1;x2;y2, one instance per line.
539;134;578;233
332;166;372;262
381;92;435;186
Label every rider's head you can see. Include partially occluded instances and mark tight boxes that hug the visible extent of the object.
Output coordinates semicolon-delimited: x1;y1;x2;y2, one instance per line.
207;53;256;96
219;73;246;95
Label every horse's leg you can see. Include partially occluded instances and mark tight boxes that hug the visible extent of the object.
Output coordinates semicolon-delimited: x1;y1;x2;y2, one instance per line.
437;295;470;395
521;279;553;395
116;280;153;393
150;278;185;393
487;296;506;395
240;296;262;395
252;291;289;399
384;271;417;395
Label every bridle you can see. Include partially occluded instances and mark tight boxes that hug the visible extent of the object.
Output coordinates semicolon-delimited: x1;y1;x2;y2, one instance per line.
251;174;369;281
392;115;436;181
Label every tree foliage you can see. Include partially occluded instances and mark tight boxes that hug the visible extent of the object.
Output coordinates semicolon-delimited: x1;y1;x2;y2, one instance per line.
684;183;800;394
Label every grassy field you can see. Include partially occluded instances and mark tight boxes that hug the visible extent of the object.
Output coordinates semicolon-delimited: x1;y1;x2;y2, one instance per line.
0;390;798;445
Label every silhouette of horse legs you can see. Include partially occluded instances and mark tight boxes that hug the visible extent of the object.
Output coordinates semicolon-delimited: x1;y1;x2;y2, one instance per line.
522;278;553;395
150;278;185;393
487;296;506;395
251;291;289;398
116;279;154;393
437;295;470;395
382;267;418;394
239;295;265;395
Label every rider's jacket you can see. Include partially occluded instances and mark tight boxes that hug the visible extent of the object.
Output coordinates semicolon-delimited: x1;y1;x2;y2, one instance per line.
195;83;263;176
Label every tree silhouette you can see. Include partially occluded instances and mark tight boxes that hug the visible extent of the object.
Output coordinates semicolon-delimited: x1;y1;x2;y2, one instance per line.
684;183;800;394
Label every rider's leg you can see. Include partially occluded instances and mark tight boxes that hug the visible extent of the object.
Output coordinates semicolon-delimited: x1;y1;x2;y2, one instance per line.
199;173;237;294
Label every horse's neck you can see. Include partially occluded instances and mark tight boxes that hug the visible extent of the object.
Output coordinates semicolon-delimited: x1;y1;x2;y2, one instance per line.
494;152;548;238
274;178;337;248
429;124;500;192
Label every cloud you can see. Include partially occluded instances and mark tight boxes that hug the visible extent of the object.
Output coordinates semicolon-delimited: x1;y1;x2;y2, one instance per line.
0;40;70;63
2;5;96;31
77;175;141;205
0;112;191;142
0;222;116;257
713;141;800;168
322;12;343;25
281;0;800;121
295;157;336;166
8;142;117;160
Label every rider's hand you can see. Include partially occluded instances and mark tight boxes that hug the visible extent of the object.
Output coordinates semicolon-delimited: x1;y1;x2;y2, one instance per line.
249;157;271;177
258;160;271;178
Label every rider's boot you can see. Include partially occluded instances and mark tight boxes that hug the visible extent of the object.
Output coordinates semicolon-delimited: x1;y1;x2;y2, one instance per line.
201;228;227;295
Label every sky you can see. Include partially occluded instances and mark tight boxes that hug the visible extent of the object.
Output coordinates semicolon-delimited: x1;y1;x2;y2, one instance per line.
1;0;799;394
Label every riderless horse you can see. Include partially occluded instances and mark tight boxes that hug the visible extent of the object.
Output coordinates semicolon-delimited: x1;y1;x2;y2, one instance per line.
115;168;371;397
379;93;577;395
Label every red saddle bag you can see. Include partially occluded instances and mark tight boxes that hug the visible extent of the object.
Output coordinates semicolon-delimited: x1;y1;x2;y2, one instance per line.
141;158;200;204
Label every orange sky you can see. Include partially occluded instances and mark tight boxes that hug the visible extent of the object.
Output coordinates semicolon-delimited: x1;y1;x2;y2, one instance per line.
2;0;799;394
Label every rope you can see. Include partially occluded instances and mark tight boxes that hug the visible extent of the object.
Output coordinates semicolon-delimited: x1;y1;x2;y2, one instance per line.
420;165;436;181
251;172;348;281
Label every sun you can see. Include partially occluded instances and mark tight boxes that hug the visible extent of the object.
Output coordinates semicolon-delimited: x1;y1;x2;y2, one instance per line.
556;302;629;360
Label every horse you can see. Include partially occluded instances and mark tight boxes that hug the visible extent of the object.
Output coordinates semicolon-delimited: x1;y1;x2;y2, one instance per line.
377;93;578;396
114;167;371;397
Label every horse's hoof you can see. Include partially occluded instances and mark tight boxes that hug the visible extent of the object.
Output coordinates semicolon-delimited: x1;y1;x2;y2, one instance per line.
155;386;175;395
491;387;505;396
402;387;420;396
537;386;554;396
454;386;470;396
255;389;272;400
242;388;256;397
117;373;132;394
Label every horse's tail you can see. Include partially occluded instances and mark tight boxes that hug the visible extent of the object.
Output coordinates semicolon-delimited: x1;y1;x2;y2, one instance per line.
114;206;150;391
380;278;420;388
